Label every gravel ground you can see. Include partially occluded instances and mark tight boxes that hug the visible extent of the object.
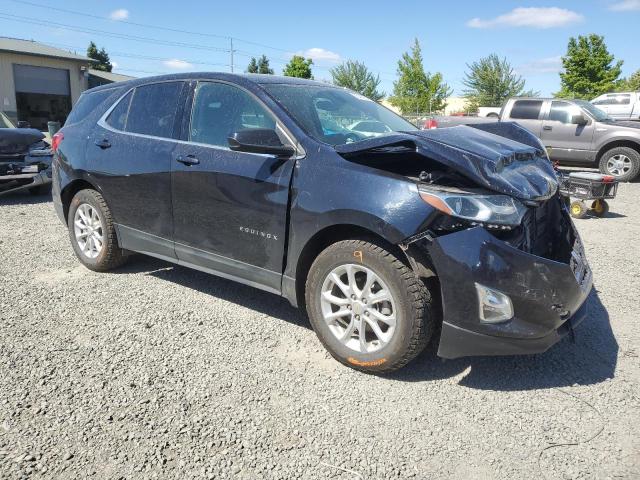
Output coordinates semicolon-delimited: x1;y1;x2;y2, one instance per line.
1;181;639;480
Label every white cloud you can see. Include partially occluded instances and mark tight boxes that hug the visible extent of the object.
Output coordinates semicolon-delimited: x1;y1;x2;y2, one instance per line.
163;59;193;70
609;0;640;11
109;9;129;21
297;48;341;62
111;61;119;69
467;7;583;29
517;56;563;75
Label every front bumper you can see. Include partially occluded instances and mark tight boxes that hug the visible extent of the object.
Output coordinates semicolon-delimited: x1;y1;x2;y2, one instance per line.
410;224;592;359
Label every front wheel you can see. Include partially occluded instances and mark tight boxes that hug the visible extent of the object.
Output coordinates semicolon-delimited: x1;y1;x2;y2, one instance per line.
598;147;640;182
305;239;432;373
67;189;127;271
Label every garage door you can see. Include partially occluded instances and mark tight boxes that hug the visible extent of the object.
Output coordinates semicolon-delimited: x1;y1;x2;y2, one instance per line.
13;64;70;95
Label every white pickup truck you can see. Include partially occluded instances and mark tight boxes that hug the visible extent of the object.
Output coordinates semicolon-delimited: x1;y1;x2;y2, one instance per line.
591;92;640;121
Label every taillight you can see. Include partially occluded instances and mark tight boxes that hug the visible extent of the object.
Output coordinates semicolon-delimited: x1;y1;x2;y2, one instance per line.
424;118;438;130
51;131;64;153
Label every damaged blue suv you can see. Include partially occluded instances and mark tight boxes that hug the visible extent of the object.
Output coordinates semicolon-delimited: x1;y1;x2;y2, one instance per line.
52;73;592;373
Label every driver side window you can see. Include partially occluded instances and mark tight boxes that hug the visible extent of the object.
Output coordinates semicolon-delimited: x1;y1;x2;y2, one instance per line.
189;82;276;148
548;101;580;124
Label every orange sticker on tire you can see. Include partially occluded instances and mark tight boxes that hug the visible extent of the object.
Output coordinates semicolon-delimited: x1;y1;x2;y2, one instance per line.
353;250;363;263
347;357;386;367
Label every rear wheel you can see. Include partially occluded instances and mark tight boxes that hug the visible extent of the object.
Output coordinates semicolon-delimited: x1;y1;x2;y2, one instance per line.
591;199;609;217
68;189;127;271
305;239;432;373
598;146;640;182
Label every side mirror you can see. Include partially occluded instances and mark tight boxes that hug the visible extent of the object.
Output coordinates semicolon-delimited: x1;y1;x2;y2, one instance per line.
571;114;588;126
17;121;31;128
228;129;295;157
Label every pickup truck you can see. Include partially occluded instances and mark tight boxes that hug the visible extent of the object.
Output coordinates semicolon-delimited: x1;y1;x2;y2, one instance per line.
591;92;640;121
427;97;640;182
52;74;592;373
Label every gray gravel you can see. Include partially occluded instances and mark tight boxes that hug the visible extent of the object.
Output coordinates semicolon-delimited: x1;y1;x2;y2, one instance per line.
1;182;639;479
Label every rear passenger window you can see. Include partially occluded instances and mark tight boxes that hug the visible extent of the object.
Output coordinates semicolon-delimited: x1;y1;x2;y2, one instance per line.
189;82;276;147
106;91;132;131
66;89;113;126
126;82;183;138
510;100;543;120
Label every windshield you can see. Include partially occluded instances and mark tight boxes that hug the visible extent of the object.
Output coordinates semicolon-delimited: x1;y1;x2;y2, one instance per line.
575;100;612;122
262;84;417;146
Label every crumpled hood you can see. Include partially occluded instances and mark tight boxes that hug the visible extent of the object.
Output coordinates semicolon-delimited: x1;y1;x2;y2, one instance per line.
0;128;45;156
335;122;558;201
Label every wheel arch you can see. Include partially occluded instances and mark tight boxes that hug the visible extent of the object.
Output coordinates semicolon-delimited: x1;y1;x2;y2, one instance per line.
292;223;410;309
595;139;640;162
60;178;100;223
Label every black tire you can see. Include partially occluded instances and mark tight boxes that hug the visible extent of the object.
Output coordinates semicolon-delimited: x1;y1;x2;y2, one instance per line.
305;239;432;373
570;200;588;219
28;184;51;196
598;146;640;182
591;199;609;217
67;189;127;271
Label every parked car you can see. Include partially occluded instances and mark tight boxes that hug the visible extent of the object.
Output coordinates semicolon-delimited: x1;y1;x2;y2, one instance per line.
1;111;53;196
347;120;393;138
425;98;640;182
591;92;640;121
52;74;592;373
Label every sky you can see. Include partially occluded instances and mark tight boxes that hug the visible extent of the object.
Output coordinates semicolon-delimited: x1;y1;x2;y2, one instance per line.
0;0;638;97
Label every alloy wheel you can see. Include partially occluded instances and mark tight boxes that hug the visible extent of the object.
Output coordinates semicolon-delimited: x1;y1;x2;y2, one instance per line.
320;263;397;353
606;154;632;176
73;203;104;259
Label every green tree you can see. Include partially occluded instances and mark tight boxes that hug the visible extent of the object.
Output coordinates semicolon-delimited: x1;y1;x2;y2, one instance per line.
330;60;384;101
87;41;113;72
619;69;640;91
247;55;274;74
257;55;274;74
556;34;623;99
389;39;451;114
282;55;313;79
246;57;259;74
462;54;538;110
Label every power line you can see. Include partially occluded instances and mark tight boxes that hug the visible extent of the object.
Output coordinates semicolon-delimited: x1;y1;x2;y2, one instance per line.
6;0;292;53
0;13;231;52
37;40;231;68
0;9;398;80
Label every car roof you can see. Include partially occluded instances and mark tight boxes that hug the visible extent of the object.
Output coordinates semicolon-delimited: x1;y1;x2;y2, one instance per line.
86;72;336;94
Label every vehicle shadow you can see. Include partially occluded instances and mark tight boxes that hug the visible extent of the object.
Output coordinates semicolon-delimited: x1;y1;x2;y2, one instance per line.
0;191;52;205
117;258;617;391
116;256;309;330
389;289;617;391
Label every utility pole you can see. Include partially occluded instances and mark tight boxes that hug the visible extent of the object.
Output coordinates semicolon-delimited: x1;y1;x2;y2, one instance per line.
230;37;234;73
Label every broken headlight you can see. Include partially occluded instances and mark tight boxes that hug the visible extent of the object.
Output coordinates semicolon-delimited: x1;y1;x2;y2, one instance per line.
419;187;527;227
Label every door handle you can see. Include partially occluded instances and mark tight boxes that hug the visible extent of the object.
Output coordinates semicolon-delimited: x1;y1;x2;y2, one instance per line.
175;154;200;166
543;126;552;131
94;139;111;149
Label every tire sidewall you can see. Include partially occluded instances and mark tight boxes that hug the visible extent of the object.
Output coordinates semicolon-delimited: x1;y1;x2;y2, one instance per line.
68;190;109;269
306;242;418;370
599;147;640;182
